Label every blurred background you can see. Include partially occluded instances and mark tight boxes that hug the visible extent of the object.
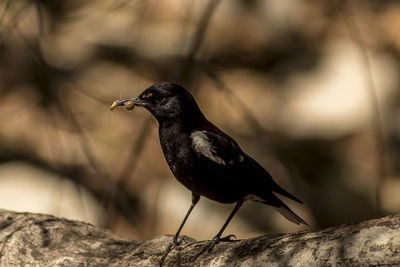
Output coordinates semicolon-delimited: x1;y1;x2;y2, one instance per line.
0;0;399;241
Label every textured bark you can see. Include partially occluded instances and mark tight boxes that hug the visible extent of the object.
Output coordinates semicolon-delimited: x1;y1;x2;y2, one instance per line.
0;209;399;266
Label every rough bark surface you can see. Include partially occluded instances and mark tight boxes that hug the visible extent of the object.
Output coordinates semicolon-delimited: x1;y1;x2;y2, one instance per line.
0;209;399;266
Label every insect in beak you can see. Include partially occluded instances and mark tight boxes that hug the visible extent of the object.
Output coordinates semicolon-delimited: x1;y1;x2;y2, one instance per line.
110;97;138;111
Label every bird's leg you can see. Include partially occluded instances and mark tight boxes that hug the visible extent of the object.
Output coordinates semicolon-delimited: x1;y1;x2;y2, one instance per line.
190;200;243;262
159;194;200;266
206;200;243;251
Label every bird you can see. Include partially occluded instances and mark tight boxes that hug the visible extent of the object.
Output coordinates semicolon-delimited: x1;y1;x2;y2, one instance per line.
111;82;307;264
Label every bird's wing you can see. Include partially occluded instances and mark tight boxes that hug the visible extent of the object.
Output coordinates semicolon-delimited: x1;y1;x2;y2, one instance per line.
190;129;246;168
190;129;303;204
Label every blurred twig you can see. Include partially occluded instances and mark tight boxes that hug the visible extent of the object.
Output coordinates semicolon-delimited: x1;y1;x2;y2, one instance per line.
338;0;387;213
0;0;11;26
176;0;221;81
201;64;268;141
58;97;110;187
102;116;153;234
117;119;153;186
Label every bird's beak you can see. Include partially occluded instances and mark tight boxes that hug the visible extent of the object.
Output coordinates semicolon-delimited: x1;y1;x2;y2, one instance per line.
110;96;147;111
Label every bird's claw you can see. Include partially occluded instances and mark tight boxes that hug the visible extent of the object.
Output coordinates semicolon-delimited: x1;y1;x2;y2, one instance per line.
189;236;220;262
207;236;220;252
173;237;182;246
219;234;236;242
159;237;182;266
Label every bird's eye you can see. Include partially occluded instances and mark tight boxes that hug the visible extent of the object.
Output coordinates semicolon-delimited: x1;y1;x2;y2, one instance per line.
154;96;169;105
141;92;153;99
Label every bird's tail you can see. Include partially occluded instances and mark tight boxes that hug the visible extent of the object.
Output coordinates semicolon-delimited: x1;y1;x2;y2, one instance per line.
257;193;308;225
249;157;303;204
270;180;303;204
274;205;308;225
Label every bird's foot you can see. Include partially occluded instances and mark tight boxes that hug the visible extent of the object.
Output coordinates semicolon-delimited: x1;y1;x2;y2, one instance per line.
189;236;220;262
219;234;236;242
206;236;220;252
159;237;182;267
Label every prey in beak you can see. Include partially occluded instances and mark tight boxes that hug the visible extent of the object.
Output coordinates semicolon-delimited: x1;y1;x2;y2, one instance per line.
110;98;136;111
110;96;147;111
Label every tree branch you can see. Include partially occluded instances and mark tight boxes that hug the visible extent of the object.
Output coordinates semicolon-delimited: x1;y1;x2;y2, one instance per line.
0;209;399;266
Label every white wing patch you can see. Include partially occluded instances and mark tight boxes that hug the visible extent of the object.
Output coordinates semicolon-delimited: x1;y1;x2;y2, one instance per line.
191;131;226;165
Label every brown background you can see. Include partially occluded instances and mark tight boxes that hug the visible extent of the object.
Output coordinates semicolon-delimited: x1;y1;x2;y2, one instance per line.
0;0;399;242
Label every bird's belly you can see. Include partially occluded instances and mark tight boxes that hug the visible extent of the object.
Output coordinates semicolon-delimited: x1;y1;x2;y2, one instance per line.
172;163;247;203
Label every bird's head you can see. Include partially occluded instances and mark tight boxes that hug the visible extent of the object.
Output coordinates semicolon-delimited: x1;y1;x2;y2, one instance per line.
111;82;203;123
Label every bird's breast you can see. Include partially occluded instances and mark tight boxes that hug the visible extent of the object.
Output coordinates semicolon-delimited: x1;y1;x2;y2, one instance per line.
159;126;193;173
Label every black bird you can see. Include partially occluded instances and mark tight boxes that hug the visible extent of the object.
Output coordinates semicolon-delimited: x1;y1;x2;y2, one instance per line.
112;82;307;263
